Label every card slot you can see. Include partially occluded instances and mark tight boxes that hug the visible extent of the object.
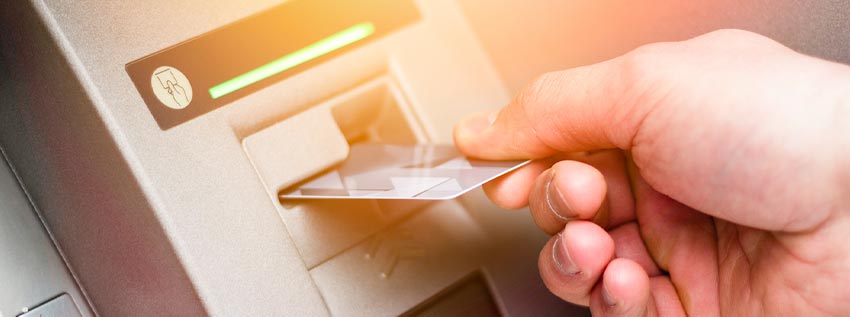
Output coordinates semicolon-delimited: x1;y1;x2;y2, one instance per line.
241;74;431;271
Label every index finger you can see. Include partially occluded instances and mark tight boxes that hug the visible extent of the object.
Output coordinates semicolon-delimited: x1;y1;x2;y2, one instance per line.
453;49;653;160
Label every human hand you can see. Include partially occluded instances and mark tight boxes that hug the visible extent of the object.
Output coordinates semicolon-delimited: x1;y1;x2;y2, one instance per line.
166;80;189;108
454;29;850;316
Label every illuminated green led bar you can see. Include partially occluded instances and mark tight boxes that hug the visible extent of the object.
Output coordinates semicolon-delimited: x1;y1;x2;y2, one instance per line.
209;22;376;99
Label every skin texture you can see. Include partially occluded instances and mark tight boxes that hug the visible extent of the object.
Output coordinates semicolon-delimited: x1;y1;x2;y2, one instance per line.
453;29;850;316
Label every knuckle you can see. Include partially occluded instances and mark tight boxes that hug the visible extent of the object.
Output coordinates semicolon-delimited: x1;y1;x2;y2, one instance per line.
706;28;755;38
702;28;769;43
517;71;561;108
703;28;785;51
621;42;671;81
520;71;569;118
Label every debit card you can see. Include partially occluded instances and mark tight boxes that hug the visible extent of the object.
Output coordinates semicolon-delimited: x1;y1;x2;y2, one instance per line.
279;143;529;200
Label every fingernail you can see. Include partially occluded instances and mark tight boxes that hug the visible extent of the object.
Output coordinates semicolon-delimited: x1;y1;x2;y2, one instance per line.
602;284;617;306
545;170;573;221
459;111;497;135
552;233;580;275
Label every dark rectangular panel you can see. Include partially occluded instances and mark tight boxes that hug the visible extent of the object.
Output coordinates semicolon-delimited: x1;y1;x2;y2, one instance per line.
126;0;420;130
403;272;502;317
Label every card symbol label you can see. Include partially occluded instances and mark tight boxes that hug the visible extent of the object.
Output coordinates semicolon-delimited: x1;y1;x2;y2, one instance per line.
151;66;193;109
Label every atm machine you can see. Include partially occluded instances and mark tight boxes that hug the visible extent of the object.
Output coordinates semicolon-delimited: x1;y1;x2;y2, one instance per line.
1;0;848;316
0;0;583;315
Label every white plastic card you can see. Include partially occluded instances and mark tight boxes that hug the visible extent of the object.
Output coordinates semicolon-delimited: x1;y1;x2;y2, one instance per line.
279;143;529;200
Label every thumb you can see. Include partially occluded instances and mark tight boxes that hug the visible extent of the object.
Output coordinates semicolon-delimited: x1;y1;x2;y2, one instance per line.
455;29;850;233
453;57;646;160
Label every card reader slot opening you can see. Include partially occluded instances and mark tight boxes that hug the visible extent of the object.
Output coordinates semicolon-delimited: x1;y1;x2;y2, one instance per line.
242;72;432;269
272;76;425;197
330;76;424;145
264;77;432;268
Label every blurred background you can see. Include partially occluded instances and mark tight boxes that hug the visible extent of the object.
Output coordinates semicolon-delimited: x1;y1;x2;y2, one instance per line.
460;0;850;91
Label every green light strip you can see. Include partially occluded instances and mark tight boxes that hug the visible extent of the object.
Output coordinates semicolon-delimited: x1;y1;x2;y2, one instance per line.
209;22;376;99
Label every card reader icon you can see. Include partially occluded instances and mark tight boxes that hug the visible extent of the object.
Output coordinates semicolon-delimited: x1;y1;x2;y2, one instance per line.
150;66;193;109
